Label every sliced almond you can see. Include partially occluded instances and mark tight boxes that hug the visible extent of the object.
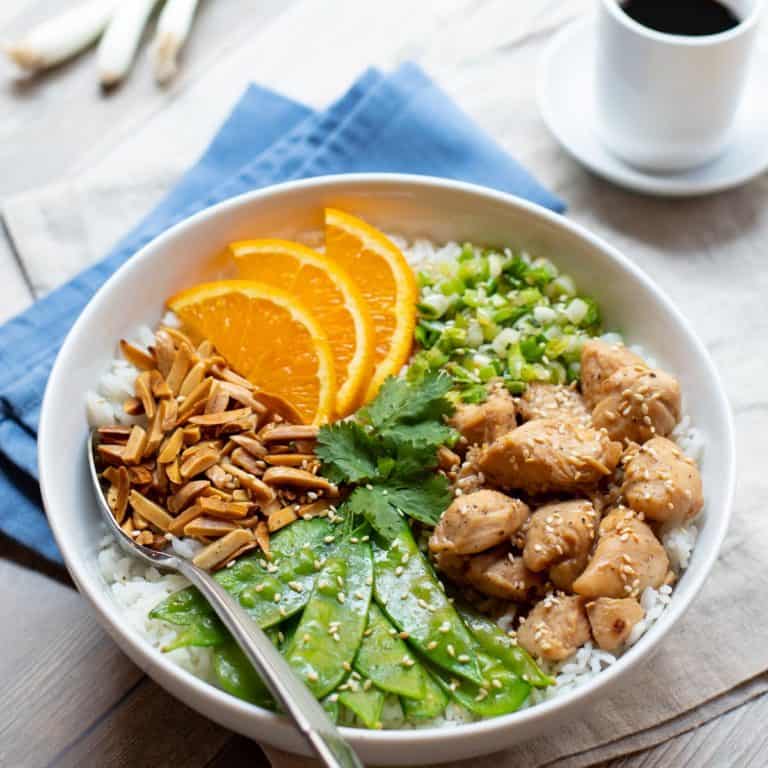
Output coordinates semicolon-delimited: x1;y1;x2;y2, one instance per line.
230;447;265;476
213;541;259;570
128;464;154;485
168;503;205;535
201;486;233;500
220;413;259;435
264;453;315;468
123;397;144;416
253;521;270;556
179;361;206;398
134;371;156;419
120;339;155;370
158;428;184;464
166;343;194;396
151;461;169;496
268;504;298;533
106;466;130;524
180;445;220;479
260;424;318;443
220;461;275;501
121;516;135;536
217;381;267;415
97;444;126;465
231;489;250;502
176;378;213;423
143;403;166;458
163;326;196;350
132;510;150;530
205;463;235;490
160;397;178;432
192;528;254;570
129;490;173;532
210;364;255;390
97;425;133;443
123;425;148;465
297;499;330;519
198;497;252;519
262;467;336;493
182;425;202;445
204;380;230;415
229;433;267;457
254;391;304;425
150;369;173;399
165;458;182;485
184;515;238;538
168;479;210;514
197;339;214;358
153;330;176;377
189;407;252;427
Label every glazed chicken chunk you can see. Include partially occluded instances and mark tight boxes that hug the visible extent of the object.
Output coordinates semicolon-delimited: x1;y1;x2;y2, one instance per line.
429;489;530;555
573;507;669;599
592;365;681;444
518;382;591;426
449;388;518;446
517;594;592;662
622;436;704;524
465;547;546;601
586;597;644;651
523;500;598;590
580;339;646;408
477;419;622;494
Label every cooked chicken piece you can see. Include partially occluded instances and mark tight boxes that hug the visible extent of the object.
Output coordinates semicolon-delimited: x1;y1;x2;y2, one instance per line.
429;489;529;555
432;550;469;584
592;365;681;444
581;339;646;408
519;383;591;426
477;419;622;494
523;500;598;590
465;547;546;601
517;594;591;661
622;436;703;524
449;388;518;446
586;597;644;651
572;507;669;599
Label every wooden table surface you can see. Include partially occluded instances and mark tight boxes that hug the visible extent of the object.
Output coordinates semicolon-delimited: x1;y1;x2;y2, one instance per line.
1;2;766;767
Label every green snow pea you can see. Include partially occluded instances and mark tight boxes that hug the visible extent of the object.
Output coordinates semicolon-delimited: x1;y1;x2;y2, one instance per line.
338;680;386;729
455;602;554;688
430;651;530;718
322;696;340;723
401;670;449;721
284;539;373;698
354;603;425;700
212;640;273;708
372;522;482;685
149;518;335;649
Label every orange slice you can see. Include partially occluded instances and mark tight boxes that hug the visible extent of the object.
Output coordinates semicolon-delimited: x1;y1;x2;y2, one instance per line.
230;239;375;417
324;209;418;401
166;280;335;425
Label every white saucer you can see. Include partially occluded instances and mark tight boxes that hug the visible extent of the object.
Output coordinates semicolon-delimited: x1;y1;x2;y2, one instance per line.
538;18;768;197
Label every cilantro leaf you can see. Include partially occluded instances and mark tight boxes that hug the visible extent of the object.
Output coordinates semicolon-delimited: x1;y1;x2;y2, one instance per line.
378;475;452;527
345;486;403;540
315;422;377;485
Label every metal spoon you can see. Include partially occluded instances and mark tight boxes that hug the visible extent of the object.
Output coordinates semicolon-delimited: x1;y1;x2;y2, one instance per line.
88;431;364;768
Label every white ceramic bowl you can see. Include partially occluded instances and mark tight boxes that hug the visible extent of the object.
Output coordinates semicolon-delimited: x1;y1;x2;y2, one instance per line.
39;174;735;765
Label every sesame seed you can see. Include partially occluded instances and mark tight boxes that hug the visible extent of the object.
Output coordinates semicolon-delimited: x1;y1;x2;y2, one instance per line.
427;640;438;650
457;654;470;663
342;661;351;672
307;671;319;683
288;581;303;592
447;644;456;657
402;656;415;668
337;592;346;604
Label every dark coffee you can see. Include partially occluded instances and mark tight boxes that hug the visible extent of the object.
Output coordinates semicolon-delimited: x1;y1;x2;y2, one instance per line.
620;0;740;36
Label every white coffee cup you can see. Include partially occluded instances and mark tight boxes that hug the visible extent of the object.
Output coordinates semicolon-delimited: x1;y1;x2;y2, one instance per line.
595;0;762;172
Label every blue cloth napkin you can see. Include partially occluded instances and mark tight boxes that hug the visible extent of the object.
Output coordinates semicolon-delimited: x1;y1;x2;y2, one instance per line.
0;63;564;564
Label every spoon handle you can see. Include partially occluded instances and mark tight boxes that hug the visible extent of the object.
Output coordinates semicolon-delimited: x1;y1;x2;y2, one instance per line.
176;559;364;768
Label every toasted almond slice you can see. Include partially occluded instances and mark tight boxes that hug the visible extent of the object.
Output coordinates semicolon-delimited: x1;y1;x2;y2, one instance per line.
158;428;184;464
184;515;238;538
268;505;298;533
151;461;169;496
205;463;235;490
189;407;252;427
123;397;144;416
180;445;220;479
143;404;166;459
168;480;210;514
121;516;135;536
128;464;154;485
134;372;156;420
133;510;150;530
136;530;154;546
120;339;155;370
210;364;255;390
166;343;194;396
197;339;214;358
213;541;259;570
97;425;133;443
179;361;206;398
264;453;315;468
153;330;176;377
261;425;318;443
176;379;213;423
220;414;259;435
150;369;173;399
229;434;267;457
297;500;330;519
262;467;335;493
232;489;250;502
205;380;230;415
193;528;254;570
123;425;148;465
198;497;252;519
201;486;232;500
254;521;270;556
168;503;205;535
106;466;130;524
230;447;265;476
165;458;182;485
97;444;126;465
163;326;196;350
183;425;202;445
220;461;275;501
161;397;178;432
239;515;260;528
217;381;268;414
129;490;173;531
254;391;304;425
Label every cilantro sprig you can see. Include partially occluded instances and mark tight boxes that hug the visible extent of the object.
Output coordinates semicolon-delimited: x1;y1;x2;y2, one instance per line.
316;373;457;540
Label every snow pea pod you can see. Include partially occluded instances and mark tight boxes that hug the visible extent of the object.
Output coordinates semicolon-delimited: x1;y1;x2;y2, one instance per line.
338;680;386;729
284;538;373;698
150;518;335;649
429;650;530;718
401;669;448;721
455;602;554;688
372;522;482;685
213;640;274;708
355;603;425;700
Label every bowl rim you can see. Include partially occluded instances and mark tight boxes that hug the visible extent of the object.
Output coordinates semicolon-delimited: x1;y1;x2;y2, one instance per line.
38;172;736;753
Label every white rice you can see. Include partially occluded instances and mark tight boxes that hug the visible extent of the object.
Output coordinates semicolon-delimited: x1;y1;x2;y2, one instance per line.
91;238;705;724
